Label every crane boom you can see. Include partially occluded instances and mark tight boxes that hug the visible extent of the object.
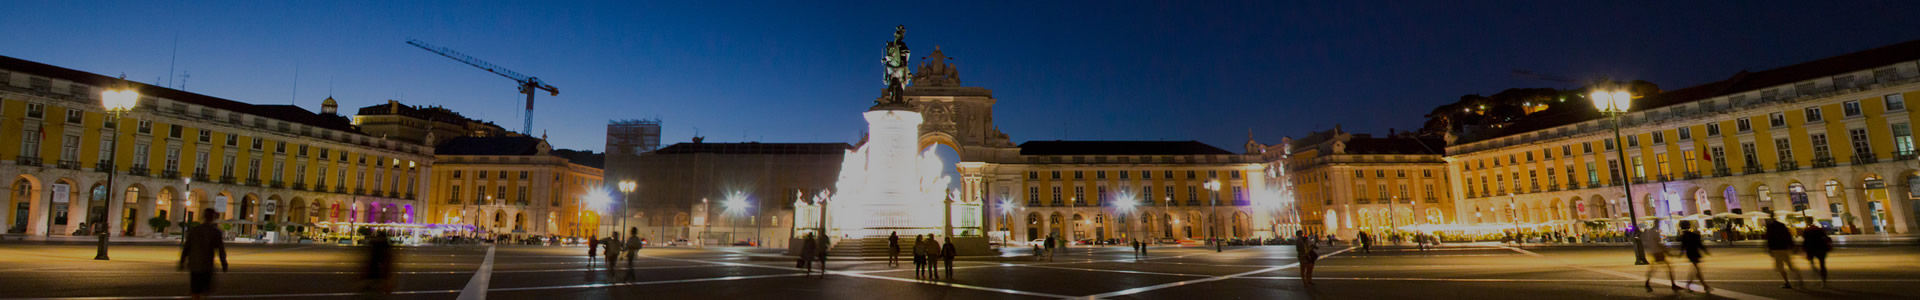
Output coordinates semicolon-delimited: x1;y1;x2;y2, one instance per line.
405;38;558;134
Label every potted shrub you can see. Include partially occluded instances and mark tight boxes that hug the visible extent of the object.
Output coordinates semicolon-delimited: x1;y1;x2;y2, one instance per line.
147;217;172;238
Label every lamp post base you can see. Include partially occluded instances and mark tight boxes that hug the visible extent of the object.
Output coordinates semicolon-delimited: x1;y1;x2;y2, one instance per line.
94;234;110;260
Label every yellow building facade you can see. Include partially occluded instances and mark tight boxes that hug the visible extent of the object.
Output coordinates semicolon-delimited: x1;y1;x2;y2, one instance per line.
1283;129;1452;239
1447;41;1920;235
0;56;430;238
428;136;603;238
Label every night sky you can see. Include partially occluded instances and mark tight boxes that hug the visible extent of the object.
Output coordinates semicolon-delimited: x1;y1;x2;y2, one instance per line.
5;1;1920;152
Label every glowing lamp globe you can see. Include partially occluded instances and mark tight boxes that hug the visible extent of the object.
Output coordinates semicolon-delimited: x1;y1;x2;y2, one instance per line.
102;89;139;111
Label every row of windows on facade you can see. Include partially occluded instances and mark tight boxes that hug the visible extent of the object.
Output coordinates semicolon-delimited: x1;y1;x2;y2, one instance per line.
19;104;418;168
1343;184;1442;202
447;170;602;190
1463;124;1906;198
17;130;420;198
1025;155;1241;164
1026;169;1239;181
1023;184;1247;207
1469;94;1909;172
16;98;422;154
1352;169;1435;179
445;185;557;207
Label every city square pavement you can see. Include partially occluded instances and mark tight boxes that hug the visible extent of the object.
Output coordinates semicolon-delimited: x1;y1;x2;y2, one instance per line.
0;239;1916;299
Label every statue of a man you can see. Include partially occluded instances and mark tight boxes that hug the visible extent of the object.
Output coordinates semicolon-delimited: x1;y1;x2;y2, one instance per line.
881;25;912;104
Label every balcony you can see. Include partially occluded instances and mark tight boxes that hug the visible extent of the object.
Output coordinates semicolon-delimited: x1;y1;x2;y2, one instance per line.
193;172;210;182
449;198;462;205
129;165;151;177
1852;154;1879;164
354;188;367;195
1712;167;1732;177
1683;171;1702;180
55;160;81;170
292;183;306;191
1530;184;1541;192
269;180;284;188
95;161;113;172
1657;174;1672;182
1811;156;1837;168
372;190;385;197
1632;177;1648;184
389;191;400;198
1423;197;1439;203
1776;161;1799;172
14;156;42;166
335;186;347;194
1356;198;1372;204
313;184;328;192
1742;165;1765;174
1587;180;1601;188
1567;182;1580;189
160;170;180;179
220;176;236;184
405;193;416;200
1897;150;1917;160
245;178;262;186
1547;183;1560;191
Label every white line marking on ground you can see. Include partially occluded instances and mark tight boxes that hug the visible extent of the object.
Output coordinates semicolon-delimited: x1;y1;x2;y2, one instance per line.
1500;246;1773;300
1009;264;1213;278
456;245;496;300
1076;246;1354;299
643;255;1076;298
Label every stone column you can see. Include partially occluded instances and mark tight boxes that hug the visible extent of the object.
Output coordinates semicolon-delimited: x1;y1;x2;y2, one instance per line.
1886;180;1914;234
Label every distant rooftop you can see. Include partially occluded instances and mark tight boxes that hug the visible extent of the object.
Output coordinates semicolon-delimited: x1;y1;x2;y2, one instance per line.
435;136;546;156
1017;141;1235;156
652;142;852;155
0;55;358;134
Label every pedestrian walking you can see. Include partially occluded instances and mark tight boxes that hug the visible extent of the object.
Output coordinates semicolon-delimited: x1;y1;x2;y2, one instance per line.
624;227;643;281
1642;226;1679;292
1357;231;1372;253
1131;239;1141;260
799;233;816;273
941;237;958;280
888;231;901;267
178;208;228;300
363;230;396;297
1043;235;1057;262
603;233;622;276
1721;221;1737;246
1031;241;1043;262
1763;218;1804;288
1139;239;1148;258
1295;230;1317;286
1679;221;1711;293
1801;220;1831;287
586;234;599;269
815;233;830;273
925;236;943;280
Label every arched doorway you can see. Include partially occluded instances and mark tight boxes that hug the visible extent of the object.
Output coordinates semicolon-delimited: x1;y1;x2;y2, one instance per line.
120;185;143;236
1070;214;1085;241
1025;212;1041;241
8;176;38;234
514;212;528;232
1861;174;1891;233
1230;211;1250;238
1788;182;1810;213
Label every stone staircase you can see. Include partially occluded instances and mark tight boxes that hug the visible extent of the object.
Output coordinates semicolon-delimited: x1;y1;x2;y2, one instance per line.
826;236;897;257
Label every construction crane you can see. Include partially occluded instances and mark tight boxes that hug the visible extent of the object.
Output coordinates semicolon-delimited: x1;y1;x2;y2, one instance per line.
405;38;559;135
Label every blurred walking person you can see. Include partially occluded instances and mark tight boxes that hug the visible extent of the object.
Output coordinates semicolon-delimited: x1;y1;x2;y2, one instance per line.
603;233;621;277
1295;230;1317;286
1642;226;1678;292
624;227;642;281
1764;218;1803;288
815;233;831;273
363;230;396;297
941;237;957;280
1043;235;1057;262
798;233;816;273
1679;221;1711;293
888;231;901;267
179;208;229;300
1357;231;1372;253
1801;219;1831;287
586;234;599;270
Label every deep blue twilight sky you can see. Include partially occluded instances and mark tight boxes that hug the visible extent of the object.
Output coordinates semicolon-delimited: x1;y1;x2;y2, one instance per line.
5;1;1920;152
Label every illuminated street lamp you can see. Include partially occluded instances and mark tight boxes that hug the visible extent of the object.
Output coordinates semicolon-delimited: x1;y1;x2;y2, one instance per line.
1115;194;1138;246
1591;88;1649;265
93;85;139;260
1203;180;1222;252
617;180;636;239
723;193;749;246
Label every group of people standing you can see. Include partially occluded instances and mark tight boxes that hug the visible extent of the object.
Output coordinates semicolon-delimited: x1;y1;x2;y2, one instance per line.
797;233;830;274
1639;217;1834;294
585;227;646;281
897;232;956;280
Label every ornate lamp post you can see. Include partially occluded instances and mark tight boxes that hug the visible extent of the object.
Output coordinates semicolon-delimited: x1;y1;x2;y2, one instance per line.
617;180;636;239
1592;88;1649;265
95;86;139;260
1204;180;1222;252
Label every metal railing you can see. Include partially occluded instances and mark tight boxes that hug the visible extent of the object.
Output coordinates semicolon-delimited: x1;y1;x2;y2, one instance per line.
1683;171;1702;180
245;178;262;186
129;165;151;177
1712;167;1732;177
220;176;236;184
1776;161;1799;172
1896;150;1917;160
1852;154;1879;164
1811;156;1836;168
95;161;113;172
14;156;41;166
160;170;180;179
1743;165;1766;174
269;180;284;188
